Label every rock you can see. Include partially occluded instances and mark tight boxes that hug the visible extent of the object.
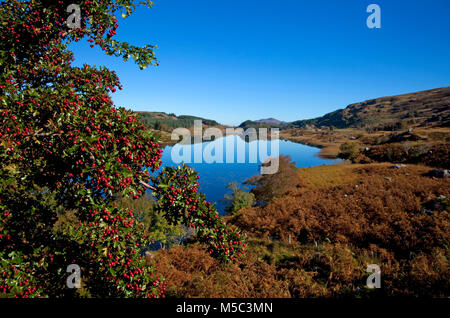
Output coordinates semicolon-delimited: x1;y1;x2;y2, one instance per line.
426;169;450;178
421;195;448;214
419;208;433;215
144;251;155;259
390;164;406;169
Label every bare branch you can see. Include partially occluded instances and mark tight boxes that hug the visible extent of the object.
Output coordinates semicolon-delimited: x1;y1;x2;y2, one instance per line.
139;179;157;191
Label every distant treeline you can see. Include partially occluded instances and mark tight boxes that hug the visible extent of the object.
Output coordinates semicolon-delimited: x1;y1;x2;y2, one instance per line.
137;111;220;131
238;120;289;130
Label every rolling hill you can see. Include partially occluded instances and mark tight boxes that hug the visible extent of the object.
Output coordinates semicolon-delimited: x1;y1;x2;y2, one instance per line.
238;119;288;129
136;111;221;132
140;87;450;134
254;118;287;125
291;86;450;130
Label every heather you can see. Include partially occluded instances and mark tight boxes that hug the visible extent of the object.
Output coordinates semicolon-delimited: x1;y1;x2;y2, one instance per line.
152;163;449;297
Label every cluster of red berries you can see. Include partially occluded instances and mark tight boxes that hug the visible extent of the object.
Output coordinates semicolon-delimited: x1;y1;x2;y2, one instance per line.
151;165;246;263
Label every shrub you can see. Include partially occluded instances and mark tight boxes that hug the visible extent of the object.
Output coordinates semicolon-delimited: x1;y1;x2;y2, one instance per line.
338;142;361;162
244;155;300;203
223;182;256;216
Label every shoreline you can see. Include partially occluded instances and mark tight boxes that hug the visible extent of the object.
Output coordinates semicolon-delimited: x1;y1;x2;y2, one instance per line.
279;136;340;160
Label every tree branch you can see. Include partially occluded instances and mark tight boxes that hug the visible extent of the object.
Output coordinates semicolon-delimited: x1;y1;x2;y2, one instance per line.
139;179;157;191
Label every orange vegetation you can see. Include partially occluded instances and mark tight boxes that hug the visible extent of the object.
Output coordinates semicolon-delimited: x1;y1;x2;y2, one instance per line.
152;163;450;297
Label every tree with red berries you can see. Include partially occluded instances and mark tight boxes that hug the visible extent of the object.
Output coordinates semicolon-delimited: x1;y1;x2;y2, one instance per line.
0;0;244;297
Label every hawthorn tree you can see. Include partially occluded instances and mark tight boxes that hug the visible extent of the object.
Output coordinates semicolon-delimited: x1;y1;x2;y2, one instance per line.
0;0;244;297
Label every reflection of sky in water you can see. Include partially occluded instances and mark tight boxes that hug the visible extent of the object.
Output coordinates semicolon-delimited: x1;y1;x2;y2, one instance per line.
154;135;340;215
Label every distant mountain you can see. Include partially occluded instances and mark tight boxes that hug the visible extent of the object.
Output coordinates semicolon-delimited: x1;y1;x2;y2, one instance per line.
254;118;287;125
238;118;288;129
292;87;450;130
136;111;220;132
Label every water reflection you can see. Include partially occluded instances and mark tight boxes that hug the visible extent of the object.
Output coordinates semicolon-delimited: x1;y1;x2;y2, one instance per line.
156;135;340;214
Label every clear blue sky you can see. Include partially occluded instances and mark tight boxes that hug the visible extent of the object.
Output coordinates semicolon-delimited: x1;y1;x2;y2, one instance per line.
70;0;450;126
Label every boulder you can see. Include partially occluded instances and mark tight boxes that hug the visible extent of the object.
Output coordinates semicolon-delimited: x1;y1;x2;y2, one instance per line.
426;169;450;178
390;164;406;169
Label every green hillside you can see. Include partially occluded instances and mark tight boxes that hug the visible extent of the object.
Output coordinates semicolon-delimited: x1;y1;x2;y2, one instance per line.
238;120;288;130
136;111;220;131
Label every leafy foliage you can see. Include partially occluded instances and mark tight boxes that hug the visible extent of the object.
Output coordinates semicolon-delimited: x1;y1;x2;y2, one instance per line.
151;165;245;263
0;0;243;298
338;142;361;162
223;182;255;216
114;194;187;248
137;111;220;132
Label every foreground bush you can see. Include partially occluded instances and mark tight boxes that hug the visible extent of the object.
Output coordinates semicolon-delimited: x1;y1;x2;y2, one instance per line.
338;142;361;162
0;0;243;297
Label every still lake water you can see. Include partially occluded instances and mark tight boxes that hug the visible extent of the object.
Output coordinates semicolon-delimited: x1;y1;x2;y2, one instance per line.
157;135;340;214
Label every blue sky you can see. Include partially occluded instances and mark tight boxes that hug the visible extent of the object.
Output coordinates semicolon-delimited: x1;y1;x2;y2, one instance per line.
70;0;450;126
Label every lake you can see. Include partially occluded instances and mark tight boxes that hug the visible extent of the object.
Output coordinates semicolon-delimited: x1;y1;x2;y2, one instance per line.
157;135;340;214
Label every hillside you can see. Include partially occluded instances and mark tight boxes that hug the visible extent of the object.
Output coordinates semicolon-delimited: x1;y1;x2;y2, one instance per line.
291;87;450;130
238;119;288;129
139;87;450;133
136;111;220;132
254;118;287;125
